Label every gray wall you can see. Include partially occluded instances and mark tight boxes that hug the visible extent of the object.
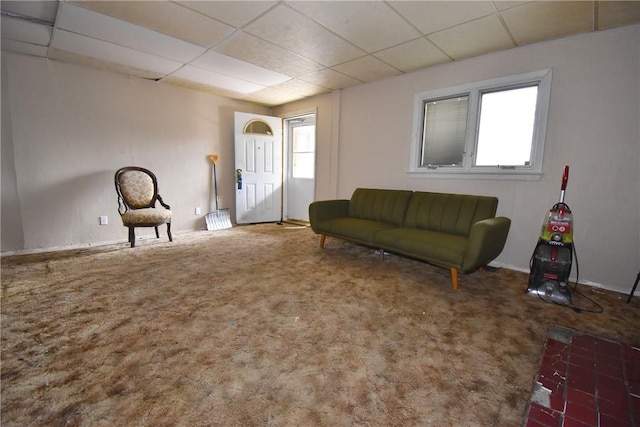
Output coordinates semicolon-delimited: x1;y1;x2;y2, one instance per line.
2;24;638;294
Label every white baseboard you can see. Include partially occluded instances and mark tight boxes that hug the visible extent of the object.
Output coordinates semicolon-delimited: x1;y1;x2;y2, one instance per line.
0;229;199;257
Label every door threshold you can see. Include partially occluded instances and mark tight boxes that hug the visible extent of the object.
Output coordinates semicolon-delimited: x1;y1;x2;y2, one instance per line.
282;219;310;226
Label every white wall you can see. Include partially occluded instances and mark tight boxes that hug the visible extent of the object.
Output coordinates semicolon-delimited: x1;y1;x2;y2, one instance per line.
1;53;269;252
320;25;640;293
1;56;24;250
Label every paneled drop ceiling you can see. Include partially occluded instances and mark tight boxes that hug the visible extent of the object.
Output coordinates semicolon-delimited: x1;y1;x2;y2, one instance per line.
2;1;639;106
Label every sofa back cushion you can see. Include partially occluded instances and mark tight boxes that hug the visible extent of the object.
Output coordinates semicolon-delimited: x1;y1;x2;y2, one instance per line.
349;188;414;226
404;192;498;236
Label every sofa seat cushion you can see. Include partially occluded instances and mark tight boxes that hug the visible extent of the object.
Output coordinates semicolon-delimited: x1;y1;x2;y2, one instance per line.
316;218;398;246
375;228;468;268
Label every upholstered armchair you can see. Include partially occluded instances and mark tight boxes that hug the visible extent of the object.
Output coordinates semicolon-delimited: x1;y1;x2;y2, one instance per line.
114;166;172;248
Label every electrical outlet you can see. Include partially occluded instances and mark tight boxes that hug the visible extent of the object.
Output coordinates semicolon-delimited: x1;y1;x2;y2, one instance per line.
99;215;108;225
195;207;201;215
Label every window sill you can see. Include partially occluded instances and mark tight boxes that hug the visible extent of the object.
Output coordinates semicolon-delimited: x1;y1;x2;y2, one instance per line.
406;169;543;181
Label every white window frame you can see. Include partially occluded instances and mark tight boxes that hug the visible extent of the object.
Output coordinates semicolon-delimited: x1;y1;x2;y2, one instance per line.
408;69;552;180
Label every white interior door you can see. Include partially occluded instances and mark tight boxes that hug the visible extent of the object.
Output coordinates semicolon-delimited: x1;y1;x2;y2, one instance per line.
234;112;283;224
286;115;316;222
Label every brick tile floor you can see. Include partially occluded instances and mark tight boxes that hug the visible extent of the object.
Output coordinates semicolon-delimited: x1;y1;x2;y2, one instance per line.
523;326;639;427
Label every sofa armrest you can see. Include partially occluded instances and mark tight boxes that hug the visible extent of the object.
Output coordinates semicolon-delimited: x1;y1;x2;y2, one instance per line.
461;217;511;272
308;200;350;233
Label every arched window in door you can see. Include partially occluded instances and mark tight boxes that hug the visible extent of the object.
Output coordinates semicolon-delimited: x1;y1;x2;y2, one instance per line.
243;119;273;136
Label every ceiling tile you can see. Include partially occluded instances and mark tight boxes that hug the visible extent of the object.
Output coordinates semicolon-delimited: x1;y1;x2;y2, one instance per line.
175;1;277;28
2;39;49;57
597;1;640;30
170;65;265;94
501;1;595;45
389;1;496;35
161;74;248;99
492;1;531;12
288;1;420;52
1;15;53;46
374;37;452;72
428;15;515;60
71;0;235;47
50;29;183;76
243;4;365;67
298;68;361;90
56;3;206;62
241;87;306;107
48;47;167;80
190;50;291;86
1;1;58;23
269;79;329;98
214;31;324;78
57;3;206;63
332;55;402;83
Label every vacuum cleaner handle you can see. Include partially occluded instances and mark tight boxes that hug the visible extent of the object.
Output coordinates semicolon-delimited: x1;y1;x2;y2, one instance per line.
559;165;569;203
561;166;569;191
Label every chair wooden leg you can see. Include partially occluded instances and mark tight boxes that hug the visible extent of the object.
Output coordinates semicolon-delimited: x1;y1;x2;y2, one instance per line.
167;223;173;242
450;267;459;291
319;234;326;248
129;227;135;248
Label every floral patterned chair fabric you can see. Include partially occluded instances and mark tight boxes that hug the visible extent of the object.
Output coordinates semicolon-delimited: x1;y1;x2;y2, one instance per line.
115;166;172;247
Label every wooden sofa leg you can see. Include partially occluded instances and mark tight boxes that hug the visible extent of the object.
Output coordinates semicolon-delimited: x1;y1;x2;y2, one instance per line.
450;267;459;291
319;234;326;248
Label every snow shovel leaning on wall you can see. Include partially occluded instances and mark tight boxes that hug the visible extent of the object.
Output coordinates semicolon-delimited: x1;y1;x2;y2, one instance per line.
205;154;232;230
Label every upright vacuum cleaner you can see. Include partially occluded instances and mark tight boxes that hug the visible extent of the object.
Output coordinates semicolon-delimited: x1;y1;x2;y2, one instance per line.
527;166;574;304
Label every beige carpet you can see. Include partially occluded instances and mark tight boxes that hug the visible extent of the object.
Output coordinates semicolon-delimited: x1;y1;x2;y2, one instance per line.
2;223;638;426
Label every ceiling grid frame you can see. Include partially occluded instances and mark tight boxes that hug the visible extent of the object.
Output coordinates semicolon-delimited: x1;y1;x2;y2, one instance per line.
1;0;638;106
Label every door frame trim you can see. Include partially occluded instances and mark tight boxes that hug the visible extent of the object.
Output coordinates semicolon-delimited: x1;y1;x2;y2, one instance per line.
234;112;284;224
282;108;317;222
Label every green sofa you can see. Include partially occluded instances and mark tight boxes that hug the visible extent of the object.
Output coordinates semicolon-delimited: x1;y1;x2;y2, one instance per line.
309;188;511;290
